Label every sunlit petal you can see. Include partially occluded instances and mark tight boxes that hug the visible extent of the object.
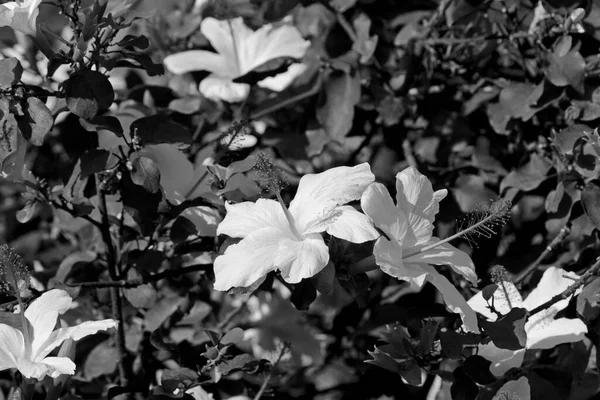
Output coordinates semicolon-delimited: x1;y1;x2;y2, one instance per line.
493;377;530;400
361;182;408;241
33;320;118;361
25;290;72;359
0;324;24;370
315;205;379;243
395;167;447;247
373;237;426;284
468;280;523;321
289;163;375;233
217;198;291;238
420;264;480;333
522;267;581;312
201;17;251;73
213;227;283;290
164;50;233;75
199;74;251;102
240;23;310;74
404;239;477;285
257;63;308;92
17;356;75;380
276;234;329;284
526;317;587;349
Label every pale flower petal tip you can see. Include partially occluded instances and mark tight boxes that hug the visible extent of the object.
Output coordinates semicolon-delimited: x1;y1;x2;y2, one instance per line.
0;0;43;36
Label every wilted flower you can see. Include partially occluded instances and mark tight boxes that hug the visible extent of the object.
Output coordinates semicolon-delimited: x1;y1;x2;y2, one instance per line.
360;167;480;332
0;0;43;36
164;17;310;102
213;162;379;290
468;267;588;376
0;289;117;380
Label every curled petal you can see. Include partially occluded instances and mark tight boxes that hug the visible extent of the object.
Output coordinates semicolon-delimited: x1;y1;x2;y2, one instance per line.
319;206;379;243
289;163;375;233
213;227;283;290
25;290;72;359
257;63;308;92
522;267;581;312
217;198;291;238
477;342;525;376
33;319;118;361
17;356;76;380
0;324;24;370
276;234;330;284
493;377;530;400
404;239;478;285
420;264;480;333
526;317;587;350
199;75;251;102
395;167;447;248
361;182;408;241
163;50;233;76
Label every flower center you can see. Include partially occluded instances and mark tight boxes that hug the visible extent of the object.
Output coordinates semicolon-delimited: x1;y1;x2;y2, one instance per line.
275;192;304;240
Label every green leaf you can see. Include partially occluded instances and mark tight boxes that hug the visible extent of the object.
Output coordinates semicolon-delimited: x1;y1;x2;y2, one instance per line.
64;70;114;119
0;58;23;89
480;307;528;350
130;156;161;193
80;149;112;177
316;71;361;141
463;355;497;385
330;0;356;12
79;115;123;136
546;50;586;93
221;327;244;345
581;180;600;230
17;97;53;146
500;154;551;193
131;116;192;148
84;341;119;379
124;269;157;309
552;124;592;154
576;277;600;321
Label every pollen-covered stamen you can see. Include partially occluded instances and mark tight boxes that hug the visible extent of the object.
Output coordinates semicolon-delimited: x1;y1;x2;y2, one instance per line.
0;245;32;357
254;153;303;240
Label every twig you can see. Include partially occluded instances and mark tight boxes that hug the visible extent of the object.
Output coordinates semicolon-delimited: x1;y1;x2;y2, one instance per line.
66;263;211;288
514;226;570;284
528;257;600;317
253;343;290;400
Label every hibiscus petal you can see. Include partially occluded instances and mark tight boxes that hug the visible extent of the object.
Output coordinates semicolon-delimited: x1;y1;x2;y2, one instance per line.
17;356;75;380
468;280;523;321
420;264;480;333
240;22;310;74
163;50;232;75
217;198;291;238
316;205;379;243
395;167;447;247
25;289;72;359
526;317;587;350
201;17;252;73
33;320;117;361
276;233;330;284
522;267;581;312
361;182;408;241
199;74;251;102
289;163;375;233
0;324;24;370
257;63;308;92
404;239;478;285
477;342;525;376
373;237;426;285
213;227;283;290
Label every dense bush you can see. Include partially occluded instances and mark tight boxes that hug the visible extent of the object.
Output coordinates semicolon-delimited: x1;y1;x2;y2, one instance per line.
1;0;600;399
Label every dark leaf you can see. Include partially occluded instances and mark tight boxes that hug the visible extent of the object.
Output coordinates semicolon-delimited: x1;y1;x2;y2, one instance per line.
482;284;498;301
463;355;497;385
80;149;112;177
233;57;297;85
451;366;479;400
170;216;197;243
124;269;157;309
130;156;161;193
131;116;191;148
576;277;600;321
64;70;114;119
316;71;361;141
582;180;600;230
439;329;481;359
480;307;528;350
79;115;124;136
115;34;150;49
291;279;317;310
0;58;23;89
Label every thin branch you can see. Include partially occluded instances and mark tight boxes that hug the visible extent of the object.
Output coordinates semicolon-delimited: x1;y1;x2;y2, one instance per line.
528;257;600;317
253;343;290;400
514;225;570;284
67;263;211;288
